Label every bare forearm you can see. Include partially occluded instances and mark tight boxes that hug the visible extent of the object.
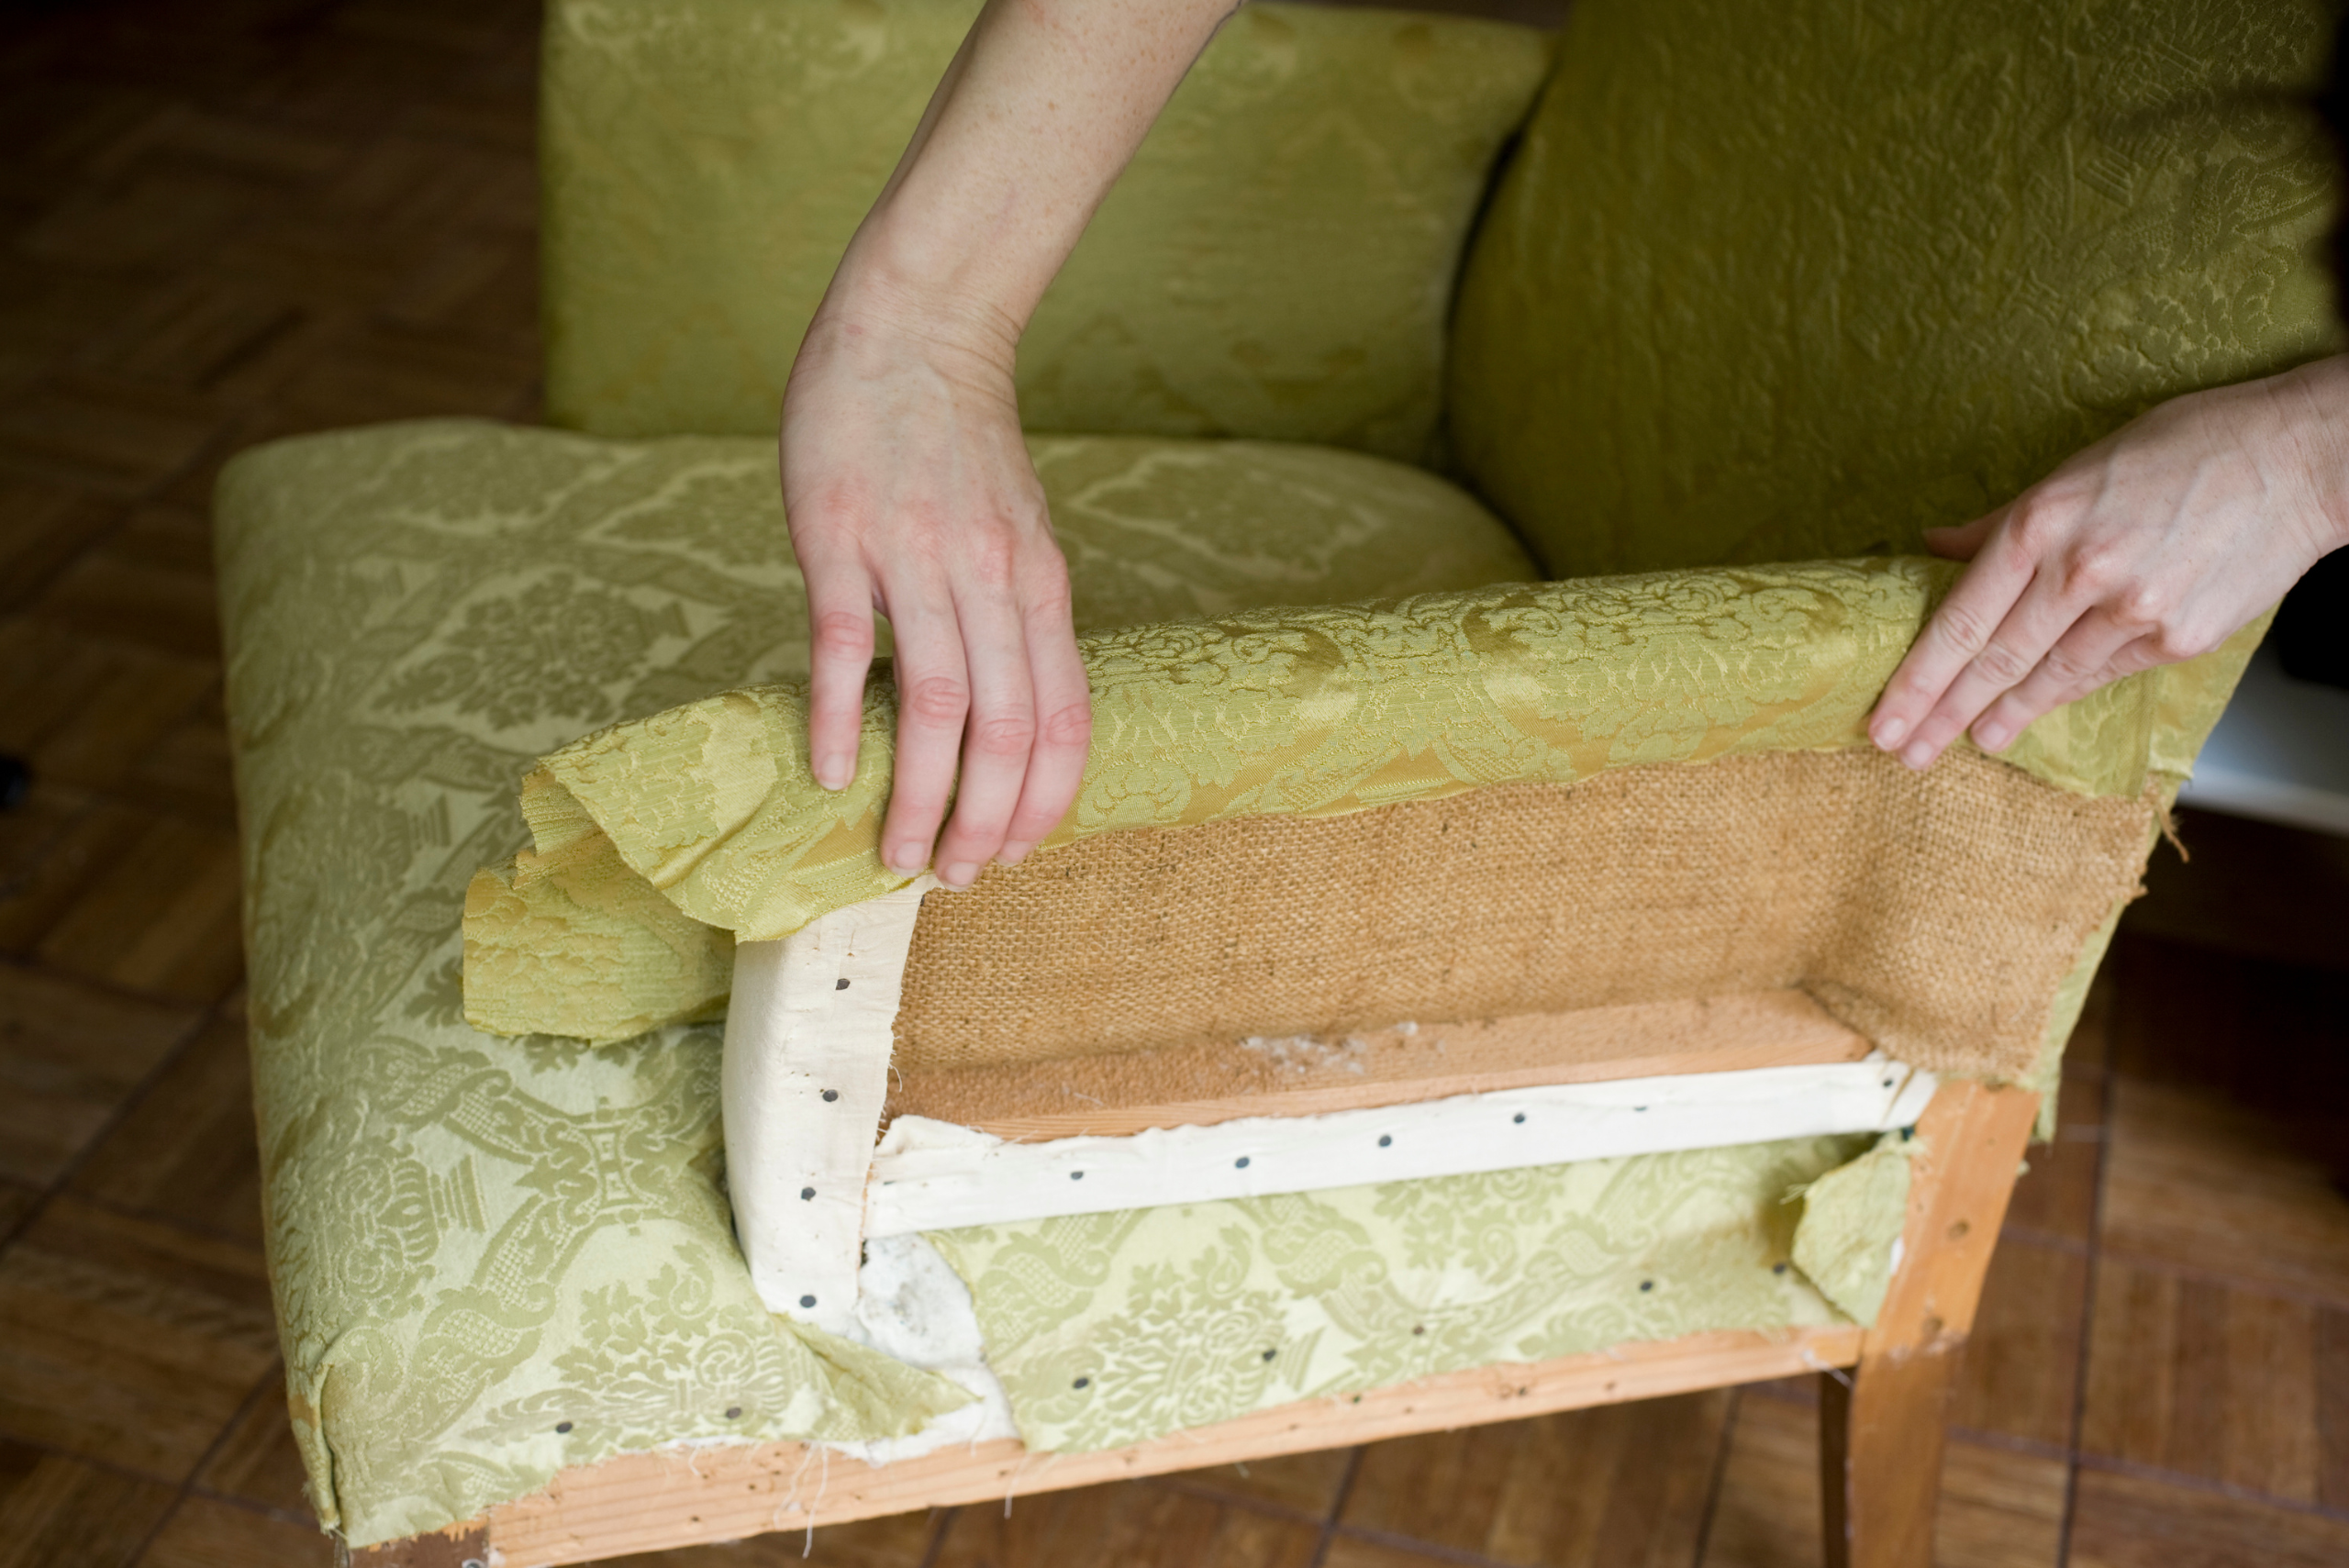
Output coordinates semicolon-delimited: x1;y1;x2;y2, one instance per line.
832;0;1242;357
782;0;1239;888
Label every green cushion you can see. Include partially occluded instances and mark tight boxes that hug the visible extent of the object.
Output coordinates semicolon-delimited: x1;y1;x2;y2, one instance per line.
212;417;1533;1542
1448;0;2344;579
542;0;1551;462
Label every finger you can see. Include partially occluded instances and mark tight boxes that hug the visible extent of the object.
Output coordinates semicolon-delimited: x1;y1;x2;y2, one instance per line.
1922;512;1998;562
801;559;878;792
1891;567;2088;769
996;567;1091;865
930;575;1039;889
875;576;971;876
1867;504;2031;755
1964;606;2145;753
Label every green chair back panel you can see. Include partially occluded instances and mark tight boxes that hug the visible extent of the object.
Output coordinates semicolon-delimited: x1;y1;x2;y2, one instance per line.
542;0;1550;462
1449;0;2344;579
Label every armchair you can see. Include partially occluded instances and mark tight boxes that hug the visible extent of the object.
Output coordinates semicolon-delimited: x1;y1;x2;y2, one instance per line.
212;2;2338;1563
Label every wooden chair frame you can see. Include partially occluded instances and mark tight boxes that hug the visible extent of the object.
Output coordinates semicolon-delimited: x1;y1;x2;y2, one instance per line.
346;1077;2036;1568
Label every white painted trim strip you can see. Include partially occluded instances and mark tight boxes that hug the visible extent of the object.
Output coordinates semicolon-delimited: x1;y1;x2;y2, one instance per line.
721;875;935;1332
864;1055;1937;1239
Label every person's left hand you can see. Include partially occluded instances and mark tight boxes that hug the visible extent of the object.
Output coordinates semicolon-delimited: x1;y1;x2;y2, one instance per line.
1867;353;2349;768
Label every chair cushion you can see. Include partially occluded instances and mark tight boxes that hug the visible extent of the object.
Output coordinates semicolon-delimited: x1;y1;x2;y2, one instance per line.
1447;0;2345;578
213;417;1533;1541
541;0;1551;462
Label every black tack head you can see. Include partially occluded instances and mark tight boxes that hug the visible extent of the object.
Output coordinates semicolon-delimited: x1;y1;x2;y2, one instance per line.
799;1294;817;1309
1512;1112;1525;1124
725;1406;742;1419
836;978;851;990
555;1421;573;1434
800;1186;816;1200
1377;1134;1392;1147
1072;1376;1090;1390
1262;1348;1276;1362
820;1088;839;1103
1234;1155;1250;1169
1639;1280;1654;1292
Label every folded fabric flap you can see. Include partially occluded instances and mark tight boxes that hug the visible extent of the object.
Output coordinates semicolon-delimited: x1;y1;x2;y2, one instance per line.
462;556;2253;1041
1788;1129;1920;1327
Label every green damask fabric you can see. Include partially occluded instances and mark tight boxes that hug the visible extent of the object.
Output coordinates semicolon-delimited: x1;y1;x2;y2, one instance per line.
1449;0;2346;579
1787;1133;1918;1330
926;1134;1876;1454
467;557;2261;1041
542;0;1550;461
215;417;1533;1544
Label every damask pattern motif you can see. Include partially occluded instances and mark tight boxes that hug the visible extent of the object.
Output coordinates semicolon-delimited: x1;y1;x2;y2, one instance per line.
215;417;1536;1545
927;1135;1875;1454
1449;0;2345;579
541;0;1551;461
469;554;2260;1040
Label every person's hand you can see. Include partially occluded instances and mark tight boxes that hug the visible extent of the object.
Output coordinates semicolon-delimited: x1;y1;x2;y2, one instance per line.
780;288;1091;888
1868;354;2349;769
770;0;1238;886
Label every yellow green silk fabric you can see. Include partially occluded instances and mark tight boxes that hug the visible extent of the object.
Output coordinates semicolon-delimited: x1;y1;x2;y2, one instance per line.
468;558;2260;1043
927;1132;1883;1454
1449;0;2346;578
1787;1133;1917;1329
214;417;1529;1545
542;0;1550;462
218;0;2332;1539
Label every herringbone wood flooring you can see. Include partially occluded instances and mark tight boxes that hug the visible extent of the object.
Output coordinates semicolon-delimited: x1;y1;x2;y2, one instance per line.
4;2;2347;1563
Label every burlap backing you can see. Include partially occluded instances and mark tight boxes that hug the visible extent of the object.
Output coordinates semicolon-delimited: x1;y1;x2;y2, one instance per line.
893;747;2154;1084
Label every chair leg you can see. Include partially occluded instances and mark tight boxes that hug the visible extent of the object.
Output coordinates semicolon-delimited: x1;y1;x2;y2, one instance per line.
1816;1079;2039;1568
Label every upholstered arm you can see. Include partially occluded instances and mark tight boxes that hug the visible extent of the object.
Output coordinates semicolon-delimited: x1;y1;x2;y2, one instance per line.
462;558;2262;1043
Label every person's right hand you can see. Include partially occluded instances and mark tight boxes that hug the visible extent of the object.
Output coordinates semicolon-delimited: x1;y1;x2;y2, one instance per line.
773;0;1243;885
780;288;1093;890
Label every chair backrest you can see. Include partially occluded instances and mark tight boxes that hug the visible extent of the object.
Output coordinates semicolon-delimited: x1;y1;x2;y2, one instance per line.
540;0;1549;464
1446;0;2345;580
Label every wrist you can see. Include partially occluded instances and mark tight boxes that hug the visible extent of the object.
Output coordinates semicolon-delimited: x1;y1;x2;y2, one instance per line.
2278;353;2349;553
823;199;1031;370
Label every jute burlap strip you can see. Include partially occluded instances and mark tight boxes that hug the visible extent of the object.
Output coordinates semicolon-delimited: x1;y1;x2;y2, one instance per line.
893;747;2153;1084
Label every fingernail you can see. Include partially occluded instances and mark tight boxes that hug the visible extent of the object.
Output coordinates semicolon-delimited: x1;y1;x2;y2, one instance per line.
1872;716;1908;749
886;843;927;874
940;862;978;888
815;757;852;791
996;840;1034;867
1974;721;2009;752
1901;740;1934;770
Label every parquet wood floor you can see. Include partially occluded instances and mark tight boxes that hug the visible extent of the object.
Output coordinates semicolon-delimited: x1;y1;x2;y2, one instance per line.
3;1;2345;1563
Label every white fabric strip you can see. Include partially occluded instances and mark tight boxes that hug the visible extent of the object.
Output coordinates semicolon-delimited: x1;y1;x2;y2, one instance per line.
864;1054;1937;1239
721;874;935;1332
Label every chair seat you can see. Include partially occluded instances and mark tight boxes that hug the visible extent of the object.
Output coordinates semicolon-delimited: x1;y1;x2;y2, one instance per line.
210;416;1607;1544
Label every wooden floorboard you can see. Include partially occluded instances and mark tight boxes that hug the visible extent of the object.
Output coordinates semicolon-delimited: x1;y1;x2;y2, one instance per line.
2;0;2346;1563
